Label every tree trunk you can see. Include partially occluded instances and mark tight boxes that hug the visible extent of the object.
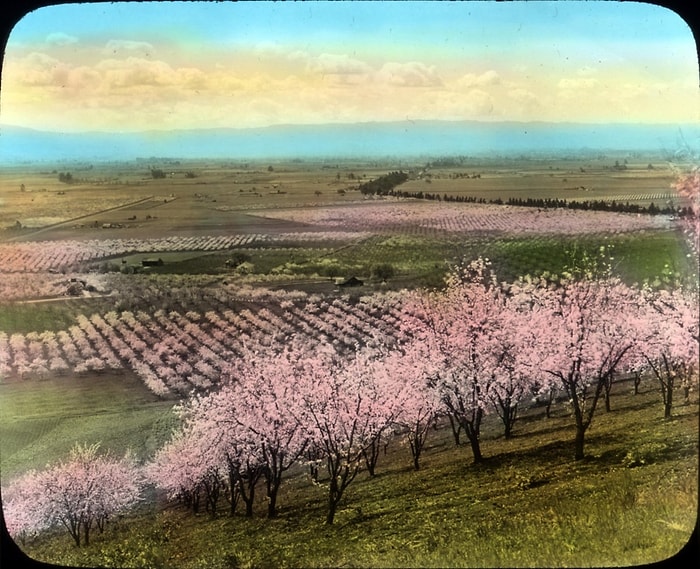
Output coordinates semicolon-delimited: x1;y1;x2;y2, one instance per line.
467;432;483;463
228;469;239;516
324;457;357;525
309;463;319;482
68;520;81;548
464;421;483;464
326;495;338;525
664;394;673;419
266;474;281;519
241;479;256;518
191;489;200;514
574;425;586;461
326;473;341;525
83;520;90;547
362;436;381;477
504;421;512;439
447;414;462;446
661;355;674;419
412;449;421;471
503;402;518;439
268;492;278;518
545;388;555;419
409;430;423;470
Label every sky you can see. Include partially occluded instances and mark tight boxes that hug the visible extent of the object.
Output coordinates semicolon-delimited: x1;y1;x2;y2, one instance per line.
1;1;698;132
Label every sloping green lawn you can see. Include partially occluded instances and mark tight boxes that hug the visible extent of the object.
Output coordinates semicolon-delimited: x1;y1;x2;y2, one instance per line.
16;378;698;569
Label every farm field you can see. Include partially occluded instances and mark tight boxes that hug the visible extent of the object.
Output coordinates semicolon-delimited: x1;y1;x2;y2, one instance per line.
1;156;698;568
0;156;683;237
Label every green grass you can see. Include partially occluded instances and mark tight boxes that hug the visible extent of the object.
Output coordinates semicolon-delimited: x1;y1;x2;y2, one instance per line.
0;371;176;480
478;230;697;287
15;379;698;568
0;301;80;334
0;297;124;334
332;230;696;290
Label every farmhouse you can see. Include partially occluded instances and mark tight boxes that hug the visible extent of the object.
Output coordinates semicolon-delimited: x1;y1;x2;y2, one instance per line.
141;258;164;267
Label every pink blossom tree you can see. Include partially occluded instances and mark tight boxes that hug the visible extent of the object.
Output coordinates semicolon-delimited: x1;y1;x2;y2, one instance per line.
380;341;442;470
400;258;522;463
147;428;218;515
2;471;48;546
149;394;261;518
487;328;534;439
299;347;408;524
637;285;699;418
221;348;311;518
4;443;142;547
527;274;644;460
153;348;311;519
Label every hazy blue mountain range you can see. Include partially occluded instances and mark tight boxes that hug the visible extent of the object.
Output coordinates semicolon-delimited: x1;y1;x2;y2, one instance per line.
1;121;697;163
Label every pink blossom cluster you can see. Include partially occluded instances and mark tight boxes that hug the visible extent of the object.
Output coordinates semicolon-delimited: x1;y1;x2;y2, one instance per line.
3;443;142;547
673;169;700;255
147;344;423;523
258;202;671;236
142;266;698;524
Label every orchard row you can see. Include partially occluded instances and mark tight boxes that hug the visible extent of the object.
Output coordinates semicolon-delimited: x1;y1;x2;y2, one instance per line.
0;290;408;396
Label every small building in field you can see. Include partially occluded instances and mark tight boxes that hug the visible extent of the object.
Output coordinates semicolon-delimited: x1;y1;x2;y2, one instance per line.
141;258;164;267
337;276;364;288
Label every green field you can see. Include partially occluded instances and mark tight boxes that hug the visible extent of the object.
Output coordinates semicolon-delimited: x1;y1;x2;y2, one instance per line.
0;372;176;480
0;297;117;334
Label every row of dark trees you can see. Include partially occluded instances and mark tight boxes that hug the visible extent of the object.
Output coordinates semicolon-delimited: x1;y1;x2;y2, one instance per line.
356;170;690;217
504;196;693;216
358;171;409;196
386;186;692;217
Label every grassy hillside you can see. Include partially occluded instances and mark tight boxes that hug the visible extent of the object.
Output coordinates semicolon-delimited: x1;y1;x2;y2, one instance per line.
14;377;698;569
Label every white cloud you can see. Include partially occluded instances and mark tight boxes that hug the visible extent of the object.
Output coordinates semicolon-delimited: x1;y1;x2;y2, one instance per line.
307;53;373;75
557;77;600;91
377;61;442;87
95;57;174;88
10;52;61;86
508;87;539;105
456;70;501;88
507;87;542;118
45;32;79;46
556;76;602;101
103;40;155;57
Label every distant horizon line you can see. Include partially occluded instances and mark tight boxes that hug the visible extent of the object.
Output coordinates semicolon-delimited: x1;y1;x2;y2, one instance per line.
2;118;698;136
